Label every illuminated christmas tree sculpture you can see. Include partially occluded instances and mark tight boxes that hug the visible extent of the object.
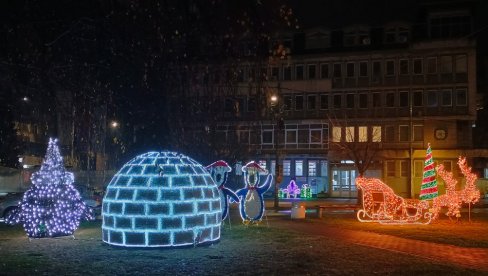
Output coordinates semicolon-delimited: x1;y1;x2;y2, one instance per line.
419;143;438;200
7;138;92;238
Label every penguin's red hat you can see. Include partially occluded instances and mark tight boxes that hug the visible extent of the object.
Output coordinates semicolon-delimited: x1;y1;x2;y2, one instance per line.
242;161;268;174
205;160;232;172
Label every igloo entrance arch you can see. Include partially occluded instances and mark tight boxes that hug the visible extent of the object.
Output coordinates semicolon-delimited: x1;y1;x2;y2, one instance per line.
102;152;222;247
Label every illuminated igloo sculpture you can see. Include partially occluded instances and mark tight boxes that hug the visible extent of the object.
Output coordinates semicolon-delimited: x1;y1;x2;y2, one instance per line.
102;152;222;247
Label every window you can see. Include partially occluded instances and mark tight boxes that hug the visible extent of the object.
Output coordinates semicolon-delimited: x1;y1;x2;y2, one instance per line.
247;97;257;112
258;160;267;171
455;55;467;73
372;126;381;142
385;125;395;142
441;89;452;106
413;59;423;74
270;160;276;175
427;90;438;106
262;130;273;144
283;66;292;80
308;161;317;176
345;126;355;142
295;160;303;176
400;161;408;177
373;93;381;107
332;126;342;142
359;93;368;108
386;60;395;76
413;90;423;106
295;65;304;80
399;125;409;142
440;56;453;73
286;130;297;144
414;160;423;177
308;64;317;79
359;61;368;77
386;161;396;177
333;94;342;108
271;67;280;80
427;57;437;74
333;63;342;78
413;125;423;141
238;130;249;144
373;61;381;78
298;129;308;144
346;63;355;77
307;95;316;110
386;92;395;107
399;91;409;107
346;94;355;108
430;15;471;39
295;95;304;110
320;63;329;78
399;59;409;75
320;94;328;109
456;88;467;106
283;95;292;110
283;160;291;176
358;126;368;142
310;129;322;144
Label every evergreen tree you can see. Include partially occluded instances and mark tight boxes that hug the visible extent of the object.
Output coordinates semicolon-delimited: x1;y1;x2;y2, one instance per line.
7;138;92;238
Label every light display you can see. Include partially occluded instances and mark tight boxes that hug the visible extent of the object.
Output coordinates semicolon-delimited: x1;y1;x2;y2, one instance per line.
235;161;273;223
419;143;438;200
432;157;480;220
205;160;239;221
6;138;92;238
102;151;222;247
281;179;300;198
300;184;312;199
355;177;432;224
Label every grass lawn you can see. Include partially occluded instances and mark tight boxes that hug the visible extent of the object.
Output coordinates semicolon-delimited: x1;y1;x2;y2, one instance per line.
0;214;484;275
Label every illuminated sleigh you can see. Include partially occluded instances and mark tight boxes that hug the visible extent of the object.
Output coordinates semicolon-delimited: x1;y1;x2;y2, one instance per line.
355;177;433;224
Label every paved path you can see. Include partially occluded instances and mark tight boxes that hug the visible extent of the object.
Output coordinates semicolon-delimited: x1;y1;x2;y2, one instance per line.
271;218;488;272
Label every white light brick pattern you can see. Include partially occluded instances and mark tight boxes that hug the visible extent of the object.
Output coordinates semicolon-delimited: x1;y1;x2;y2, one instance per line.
102;152;222;247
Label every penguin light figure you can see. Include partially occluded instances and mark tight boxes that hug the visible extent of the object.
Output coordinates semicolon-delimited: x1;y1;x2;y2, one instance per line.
205;160;239;221
235;161;273;223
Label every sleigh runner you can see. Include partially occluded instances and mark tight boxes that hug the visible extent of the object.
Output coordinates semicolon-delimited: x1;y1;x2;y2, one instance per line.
355;177;433;225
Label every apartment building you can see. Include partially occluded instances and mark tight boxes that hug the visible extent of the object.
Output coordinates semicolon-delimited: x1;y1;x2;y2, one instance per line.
176;1;481;198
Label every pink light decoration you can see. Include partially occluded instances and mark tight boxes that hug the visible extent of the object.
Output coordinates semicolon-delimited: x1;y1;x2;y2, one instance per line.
282;179;300;198
433;157;480;220
356;177;432;224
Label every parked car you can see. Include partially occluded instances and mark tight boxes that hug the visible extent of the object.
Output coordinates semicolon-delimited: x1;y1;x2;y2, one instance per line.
0;193;23;223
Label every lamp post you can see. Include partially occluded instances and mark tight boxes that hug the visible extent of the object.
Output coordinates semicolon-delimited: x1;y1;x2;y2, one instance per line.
269;93;283;210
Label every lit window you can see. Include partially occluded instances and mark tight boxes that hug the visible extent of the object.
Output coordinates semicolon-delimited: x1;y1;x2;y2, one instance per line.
283;160;291;176
308;160;317;176
358;126;368;142
270;160;276;175
295;160;303;176
372;126;381;142
346;126;355;142
332;127;342;142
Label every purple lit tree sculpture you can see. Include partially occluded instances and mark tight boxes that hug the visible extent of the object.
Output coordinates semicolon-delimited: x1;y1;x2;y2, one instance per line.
7;138;92;238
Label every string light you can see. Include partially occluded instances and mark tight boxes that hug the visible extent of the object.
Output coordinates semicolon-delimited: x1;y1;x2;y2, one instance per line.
6;138;93;238
419;143;439;200
101;151;222;247
235;161;273;223
355;177;432;224
300;184;312;199
280;179;300;199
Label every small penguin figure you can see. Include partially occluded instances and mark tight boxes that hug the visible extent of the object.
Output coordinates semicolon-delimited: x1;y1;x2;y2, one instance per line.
205;160;239;221
235;161;273;223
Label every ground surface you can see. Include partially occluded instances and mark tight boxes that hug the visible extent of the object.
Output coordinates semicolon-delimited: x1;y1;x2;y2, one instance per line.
1;208;487;275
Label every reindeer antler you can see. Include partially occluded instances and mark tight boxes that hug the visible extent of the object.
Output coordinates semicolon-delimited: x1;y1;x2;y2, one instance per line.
436;164;457;194
458;157;480;204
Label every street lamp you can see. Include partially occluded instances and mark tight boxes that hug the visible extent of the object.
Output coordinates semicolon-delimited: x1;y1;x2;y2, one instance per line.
110;121;119;128
269;93;283;211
